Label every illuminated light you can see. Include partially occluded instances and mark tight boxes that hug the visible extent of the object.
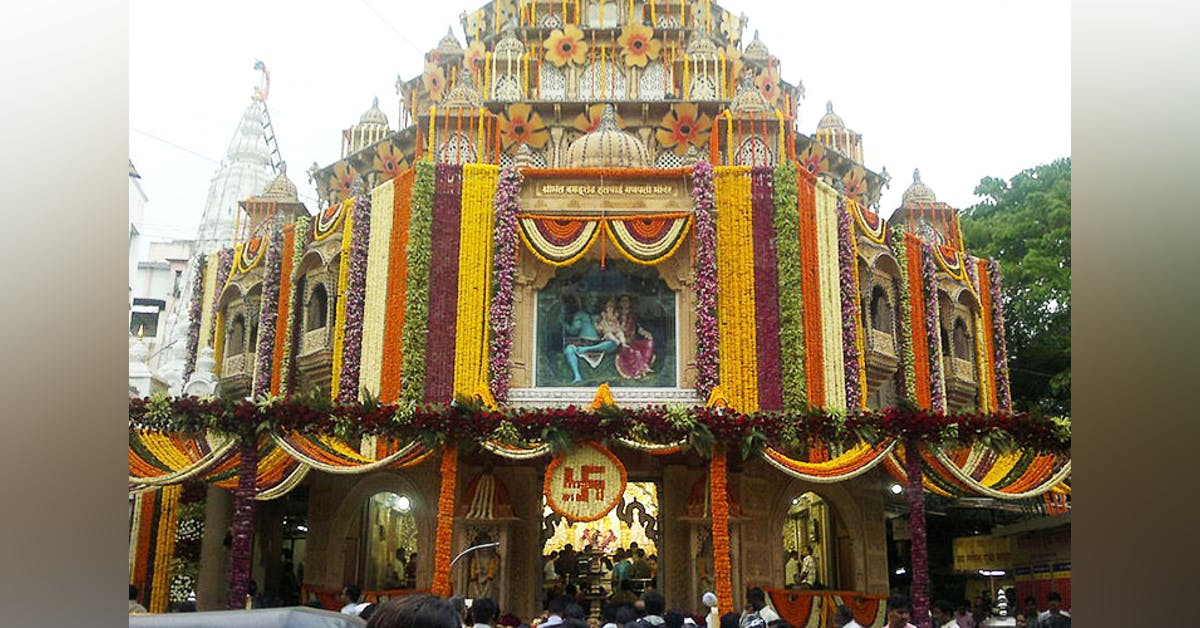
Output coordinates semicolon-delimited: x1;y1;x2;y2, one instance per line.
890;483;903;495
397;495;412;512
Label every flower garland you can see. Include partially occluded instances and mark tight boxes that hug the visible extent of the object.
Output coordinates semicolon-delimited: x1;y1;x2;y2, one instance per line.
313;198;351;242
276;218;308;395
359;178;399;399
168;483;206;605
903;439;931;626
489;167;523;403
524;166;691;180
252;222;284;398
330;209;354;400
814;181;846;409
888;226;918;404
131;491;157;600
710;444;733;612
181;255;206;383
760;439;897;483
689;161;719;400
796;168;826;408
233;236;267;276
380;170;415;403
772;162;807;411
430;444;459;597
836;199;866;410
269;225;296;394
208;248;234;347
425;164;464;403
337;195;372;402
751;167;783;411
401;161;436;405
454;164;500;398
920;241;947;412
986;260;1013;410
714;166;759;412
225;436;260;609
148;483;181;613
195;254;220;360
904;234;932;406
974;259;998;411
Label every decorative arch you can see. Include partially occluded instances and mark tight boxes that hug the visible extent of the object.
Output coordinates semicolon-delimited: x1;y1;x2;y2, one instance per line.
307;283;330;331
767;478;871;592
736;136;773;167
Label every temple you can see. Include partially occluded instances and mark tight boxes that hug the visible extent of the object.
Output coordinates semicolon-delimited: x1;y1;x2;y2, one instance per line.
128;2;1071;625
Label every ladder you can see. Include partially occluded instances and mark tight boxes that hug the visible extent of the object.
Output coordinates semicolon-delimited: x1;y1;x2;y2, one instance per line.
260;100;284;176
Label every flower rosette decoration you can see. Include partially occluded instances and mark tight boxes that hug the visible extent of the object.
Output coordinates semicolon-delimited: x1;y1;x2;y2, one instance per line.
572;104;626;135
543;24;588;67
499;102;549;154
463;39;486;74
617;23;661;67
689;161;720;401
488;167;522;403
754;65;781;107
328;162;359;204
373;142;409;181
252;223;285;398
181;254;206;384
920;241;947;412
836;199;864;409
657;103;712;156
336;195;373;403
422;61;447;103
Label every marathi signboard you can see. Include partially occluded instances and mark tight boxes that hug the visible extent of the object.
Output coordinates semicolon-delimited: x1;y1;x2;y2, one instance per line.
544;441;628;522
953;534;1013;572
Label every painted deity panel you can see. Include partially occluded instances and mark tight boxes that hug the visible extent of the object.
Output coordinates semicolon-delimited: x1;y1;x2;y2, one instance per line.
535;260;677;388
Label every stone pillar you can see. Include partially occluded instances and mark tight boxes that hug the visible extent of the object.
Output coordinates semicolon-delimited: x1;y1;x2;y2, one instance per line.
196;485;232;611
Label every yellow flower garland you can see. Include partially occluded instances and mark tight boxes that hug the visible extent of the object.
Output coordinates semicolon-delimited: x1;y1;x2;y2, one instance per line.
330;208;355;400
212;311;225;377
359;179;398;399
453;165;500;397
973;312;994;411
848;219;869;409
149;483;182;613
814;180;846;410
714;167;759;411
196;254;220;356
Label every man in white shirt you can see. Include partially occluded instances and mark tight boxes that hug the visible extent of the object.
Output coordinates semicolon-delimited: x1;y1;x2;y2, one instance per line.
339;584;363;615
1035;592;1070;627
932;600;958;628
834;604;864;628
471;597;500;628
798;546;818;589
783;551;800;589
884;594;917;628
744;588;780;624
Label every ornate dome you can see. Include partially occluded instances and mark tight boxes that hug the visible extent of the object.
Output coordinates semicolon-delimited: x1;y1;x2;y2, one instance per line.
731;69;769;113
359;96;389;127
437;26;463;56
494;30;525;59
686;33;719;59
815;101;845;131
563;105;651;168
743;30;770;62
261;163;299;201
443;67;482;108
901;168;937;205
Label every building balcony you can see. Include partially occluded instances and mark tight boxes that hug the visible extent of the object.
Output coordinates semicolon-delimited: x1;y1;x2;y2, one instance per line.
864;327;900;393
944;355;979;411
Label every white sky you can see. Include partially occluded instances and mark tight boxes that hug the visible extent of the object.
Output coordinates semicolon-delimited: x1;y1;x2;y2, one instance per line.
129;0;1069;241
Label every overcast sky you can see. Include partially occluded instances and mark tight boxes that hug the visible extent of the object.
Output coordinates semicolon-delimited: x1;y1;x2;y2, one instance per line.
129;0;1069;241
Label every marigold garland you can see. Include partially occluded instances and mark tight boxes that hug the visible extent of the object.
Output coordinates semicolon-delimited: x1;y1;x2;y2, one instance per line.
400;161;436;405
208;248;234;347
714;166;759;411
381;171;415;403
690;162;720;400
232;236;267;276
314;198;351;242
337;195;373;402
270;225;296;394
796;168;825;407
277;218;308;395
454;164;500;398
430;444;459;596
359;178;399;399
760;439;897;483
488;167;523;403
888;226;918;404
149;483;182;613
904;234;932;406
976;259;999;411
523;166;691;180
772;161;807;411
330;207;355;400
710;444;734;612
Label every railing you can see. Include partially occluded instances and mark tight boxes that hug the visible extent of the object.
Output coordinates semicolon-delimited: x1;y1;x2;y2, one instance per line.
869;329;895;356
949;357;976;382
221;353;246;377
300;327;329;356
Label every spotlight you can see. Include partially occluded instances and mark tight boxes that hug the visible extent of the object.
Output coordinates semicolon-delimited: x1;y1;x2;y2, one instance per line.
894;567;907;575
889;483;903;495
396;495;412;512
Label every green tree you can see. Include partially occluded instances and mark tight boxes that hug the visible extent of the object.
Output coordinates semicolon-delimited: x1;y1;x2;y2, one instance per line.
960;158;1070;415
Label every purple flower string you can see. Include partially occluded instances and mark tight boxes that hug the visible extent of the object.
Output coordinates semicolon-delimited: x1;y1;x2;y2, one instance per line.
209;248;234;347
424;164;464;403
181;253;206;384
252;223;284;399
987;260;1012;410
921;241;947;412
336;195;372;403
689;161;719;401
836;198;863;410
488;167;522;404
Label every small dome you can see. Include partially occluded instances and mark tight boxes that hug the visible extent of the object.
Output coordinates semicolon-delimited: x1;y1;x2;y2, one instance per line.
443;67;482;108
261;164;298;201
743;30;769;62
563;104;651;168
359;96;389;127
731;68;768;113
437;27;463;56
816;101;845;131
686;34;719;60
902;168;937;205
494;30;525;59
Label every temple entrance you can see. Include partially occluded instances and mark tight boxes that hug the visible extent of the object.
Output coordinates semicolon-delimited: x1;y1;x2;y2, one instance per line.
359;491;419;591
541;480;660;609
782;491;836;589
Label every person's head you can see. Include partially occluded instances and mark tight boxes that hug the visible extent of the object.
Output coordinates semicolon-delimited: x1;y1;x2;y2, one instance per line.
636;549;646;559
1047;591;1062;614
745;588;766;611
932;600;955;623
359;605;378;621
548;596;567;616
368;594;463;628
701;592;718;609
641;590;666;617
885;594;912;628
450;596;469;622
786;550;797;560
170;601;198;613
833;606;854;626
603;299;617;317
629;542;639;551
649;554;657;562
565;603;587;620
342;584;362;604
720;612;741;628
619;295;633;311
129;584;139;602
564;544;574;553
664;610;685;628
615;605;640;626
802;545;812;557
471;598;500;626
565;584;579;597
247;580;258;597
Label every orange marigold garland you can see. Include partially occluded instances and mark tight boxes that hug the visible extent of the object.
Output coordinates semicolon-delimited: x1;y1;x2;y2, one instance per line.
430;443;459;596
710;444;734;612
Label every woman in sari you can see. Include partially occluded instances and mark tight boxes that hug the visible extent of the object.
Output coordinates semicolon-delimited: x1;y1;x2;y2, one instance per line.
615;294;655;379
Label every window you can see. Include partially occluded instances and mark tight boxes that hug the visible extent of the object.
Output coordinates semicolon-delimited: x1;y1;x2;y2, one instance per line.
173;270;183;298
227;314;246;355
869;286;892;333
129;310;159;338
362;492;418;590
307;285;328;331
953;318;971;359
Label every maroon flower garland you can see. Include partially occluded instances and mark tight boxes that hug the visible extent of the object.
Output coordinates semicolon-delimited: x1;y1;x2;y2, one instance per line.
987;260;1012;410
225;436;259;609
181;254;206;384
837;198;863;409
689;161;719;400
208;248;235;346
904;437;931;626
489;167;523;403
750;167;782;411
921;241;947;412
337;195;373;403
252;224;284;398
424;164;464;403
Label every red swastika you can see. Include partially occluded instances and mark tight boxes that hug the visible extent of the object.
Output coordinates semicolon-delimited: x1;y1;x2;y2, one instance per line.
561;465;607;503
